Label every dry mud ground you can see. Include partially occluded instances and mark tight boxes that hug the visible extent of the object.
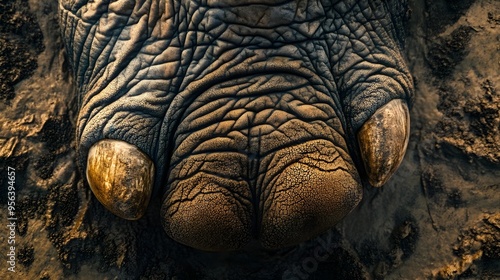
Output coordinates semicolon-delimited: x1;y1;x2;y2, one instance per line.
0;0;499;279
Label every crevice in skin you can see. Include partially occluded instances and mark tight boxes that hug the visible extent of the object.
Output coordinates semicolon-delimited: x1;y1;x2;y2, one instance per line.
262;141;352;196
168;159;247;189
166;174;250;217
246;120;262;238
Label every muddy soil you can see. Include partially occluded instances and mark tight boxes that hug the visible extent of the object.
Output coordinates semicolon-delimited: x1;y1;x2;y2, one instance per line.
1;0;499;279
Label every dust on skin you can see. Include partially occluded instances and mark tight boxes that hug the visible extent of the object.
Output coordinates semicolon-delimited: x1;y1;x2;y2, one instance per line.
0;0;499;279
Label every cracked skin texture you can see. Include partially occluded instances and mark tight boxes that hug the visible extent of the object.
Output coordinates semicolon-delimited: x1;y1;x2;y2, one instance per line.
58;0;413;251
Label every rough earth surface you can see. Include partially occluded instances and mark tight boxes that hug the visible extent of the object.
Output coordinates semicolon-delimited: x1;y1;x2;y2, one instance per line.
1;0;499;279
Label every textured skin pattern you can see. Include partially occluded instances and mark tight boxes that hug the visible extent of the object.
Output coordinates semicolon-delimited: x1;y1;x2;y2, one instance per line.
59;0;413;251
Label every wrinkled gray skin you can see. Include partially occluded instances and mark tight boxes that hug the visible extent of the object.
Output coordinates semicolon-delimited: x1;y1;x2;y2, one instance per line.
58;0;413;252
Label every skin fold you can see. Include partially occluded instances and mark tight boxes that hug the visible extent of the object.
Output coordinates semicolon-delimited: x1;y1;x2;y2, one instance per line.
58;0;413;251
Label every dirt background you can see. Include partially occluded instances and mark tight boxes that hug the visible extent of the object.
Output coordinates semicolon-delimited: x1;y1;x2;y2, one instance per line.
1;0;499;279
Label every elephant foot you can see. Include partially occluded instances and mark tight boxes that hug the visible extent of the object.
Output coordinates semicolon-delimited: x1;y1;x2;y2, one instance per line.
60;0;414;252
